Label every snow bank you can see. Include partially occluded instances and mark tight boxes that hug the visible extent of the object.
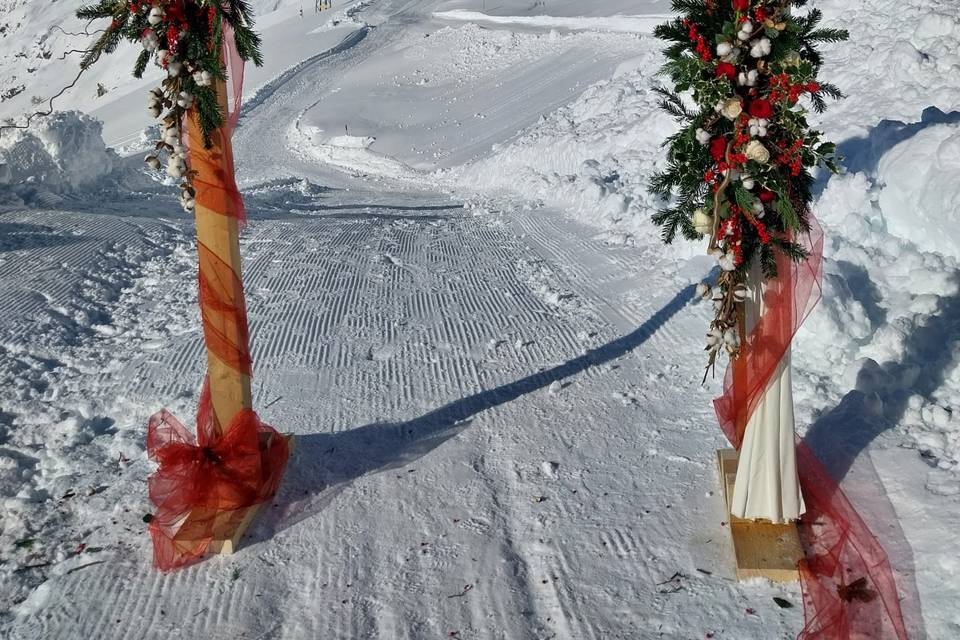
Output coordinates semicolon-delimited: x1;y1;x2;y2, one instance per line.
450;54;687;249
0;111;121;203
433;10;667;34
876;123;960;259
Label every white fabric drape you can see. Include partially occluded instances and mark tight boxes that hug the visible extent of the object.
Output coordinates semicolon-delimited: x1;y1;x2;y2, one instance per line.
730;261;805;523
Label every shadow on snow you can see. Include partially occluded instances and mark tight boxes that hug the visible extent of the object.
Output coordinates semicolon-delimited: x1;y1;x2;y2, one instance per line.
247;283;696;544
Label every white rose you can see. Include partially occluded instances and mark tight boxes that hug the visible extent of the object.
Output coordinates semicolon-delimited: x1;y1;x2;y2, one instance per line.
745;140;770;164
692;208;714;235
720;98;743;120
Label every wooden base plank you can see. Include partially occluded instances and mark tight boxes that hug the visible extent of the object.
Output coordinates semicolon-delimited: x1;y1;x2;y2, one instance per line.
716;449;803;583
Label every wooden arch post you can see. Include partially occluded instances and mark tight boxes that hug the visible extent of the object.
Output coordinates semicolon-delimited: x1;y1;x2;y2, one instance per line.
170;78;282;556
189;79;251;433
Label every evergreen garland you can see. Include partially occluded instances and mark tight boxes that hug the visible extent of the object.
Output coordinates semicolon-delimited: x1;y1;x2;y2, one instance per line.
76;1;263;211
650;0;847;377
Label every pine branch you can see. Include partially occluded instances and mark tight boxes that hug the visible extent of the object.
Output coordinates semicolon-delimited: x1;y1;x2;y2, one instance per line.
653;86;692;121
774;193;800;231
806;27;849;43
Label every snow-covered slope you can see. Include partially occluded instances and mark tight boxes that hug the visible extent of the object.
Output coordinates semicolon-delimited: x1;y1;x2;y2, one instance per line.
1;0;959;638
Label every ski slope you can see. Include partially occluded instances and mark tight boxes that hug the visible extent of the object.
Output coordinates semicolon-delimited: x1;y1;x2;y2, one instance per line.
2;0;960;638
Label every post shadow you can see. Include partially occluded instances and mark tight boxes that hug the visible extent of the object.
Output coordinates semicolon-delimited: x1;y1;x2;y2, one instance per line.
247;283;696;543
813;106;960;197
0;221;87;253
804;270;960;481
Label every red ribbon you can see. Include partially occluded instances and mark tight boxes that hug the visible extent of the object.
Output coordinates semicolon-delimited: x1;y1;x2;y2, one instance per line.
714;215;908;639
147;381;289;570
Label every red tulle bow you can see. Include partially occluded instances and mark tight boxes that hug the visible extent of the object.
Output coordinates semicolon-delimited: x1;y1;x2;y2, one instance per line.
146;381;289;570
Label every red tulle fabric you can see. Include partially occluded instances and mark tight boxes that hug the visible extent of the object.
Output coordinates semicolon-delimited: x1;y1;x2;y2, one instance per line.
714;217;908;639
188;25;247;225
146;28;287;571
198;241;253;375
147;381;290;570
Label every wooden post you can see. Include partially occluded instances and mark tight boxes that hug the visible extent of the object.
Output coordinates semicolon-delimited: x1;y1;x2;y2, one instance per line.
716;449;803;582
174;79;261;556
189;79;251;434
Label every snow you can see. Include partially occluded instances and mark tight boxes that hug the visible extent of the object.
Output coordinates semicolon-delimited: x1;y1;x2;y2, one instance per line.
433;10;670;34
0;111;120;191
1;0;959;637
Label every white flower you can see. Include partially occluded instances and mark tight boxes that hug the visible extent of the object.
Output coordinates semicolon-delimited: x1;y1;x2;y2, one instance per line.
750;38;772;58
718;251;737;271
141;30;159;52
176;90;194;109
163;130;180;147
706;327;723;349
740;21;754;35
716;42;733;57
167;61;183;78
748;117;769;137
148;103;162;118
193;70;213;87
148;7;165;26
181;196;196;212
745;140;770;164
741;174;755;190
720;98;743;120
696;282;712;299
695;128;711;145
693;208;714;234
166;156;186;179
752;201;765;218
723;328;739;347
739;69;759;87
144;155;161;171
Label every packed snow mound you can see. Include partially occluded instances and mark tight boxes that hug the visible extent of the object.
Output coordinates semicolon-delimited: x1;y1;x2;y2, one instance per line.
451;54;683;248
0;111;121;201
326;135;376;149
433;10;668;34
877;123;960;259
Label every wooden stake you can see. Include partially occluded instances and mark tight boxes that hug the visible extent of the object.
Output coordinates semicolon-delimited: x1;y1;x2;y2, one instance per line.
716;449;803;582
176;79;258;556
190;79;252;432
